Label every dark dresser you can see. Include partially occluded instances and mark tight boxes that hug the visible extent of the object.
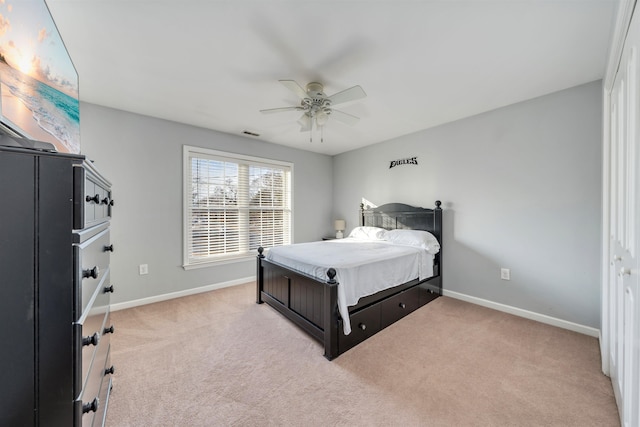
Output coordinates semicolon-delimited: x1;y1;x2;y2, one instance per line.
0;146;115;426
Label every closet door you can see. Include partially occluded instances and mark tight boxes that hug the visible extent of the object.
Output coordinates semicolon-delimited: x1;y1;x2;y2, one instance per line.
607;8;640;426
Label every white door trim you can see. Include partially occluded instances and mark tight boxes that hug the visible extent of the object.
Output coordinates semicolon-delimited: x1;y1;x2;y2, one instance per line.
602;0;637;378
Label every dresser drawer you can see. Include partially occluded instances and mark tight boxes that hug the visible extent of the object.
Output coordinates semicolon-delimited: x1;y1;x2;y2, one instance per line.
339;303;381;353
74;286;112;426
86;310;111;424
381;286;422;328
78;266;111;325
74;314;104;396
75;284;111;395
75;360;106;427
74;162;112;230
92;346;113;427
74;311;112;425
94;309;113;378
74;228;111;318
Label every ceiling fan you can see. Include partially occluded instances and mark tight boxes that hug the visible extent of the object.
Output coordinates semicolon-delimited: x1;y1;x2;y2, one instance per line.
260;80;366;142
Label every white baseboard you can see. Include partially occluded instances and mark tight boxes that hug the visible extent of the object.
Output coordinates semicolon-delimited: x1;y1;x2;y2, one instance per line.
442;289;600;338
110;276;256;312
111;280;600;338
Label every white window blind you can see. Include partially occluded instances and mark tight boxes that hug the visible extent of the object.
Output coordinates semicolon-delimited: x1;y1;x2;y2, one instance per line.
183;146;292;266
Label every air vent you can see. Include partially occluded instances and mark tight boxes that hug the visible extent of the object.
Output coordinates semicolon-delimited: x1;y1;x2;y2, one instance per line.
242;130;260;137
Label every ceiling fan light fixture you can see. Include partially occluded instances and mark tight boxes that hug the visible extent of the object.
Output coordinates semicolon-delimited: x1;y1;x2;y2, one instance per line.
306;82;324;97
315;110;329;126
297;113;311;132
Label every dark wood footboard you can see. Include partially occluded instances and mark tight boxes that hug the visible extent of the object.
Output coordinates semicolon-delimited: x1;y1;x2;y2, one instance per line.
257;248;440;360
257;247;340;359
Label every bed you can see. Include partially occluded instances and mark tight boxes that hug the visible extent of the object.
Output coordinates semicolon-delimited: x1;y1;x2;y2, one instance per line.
256;201;443;360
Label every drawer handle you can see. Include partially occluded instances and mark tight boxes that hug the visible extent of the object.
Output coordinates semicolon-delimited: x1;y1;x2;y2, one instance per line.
399;302;406;309
86;194;100;204
82;397;99;414
105;365;115;376
83;266;99;279
358;323;366;331
101;197;110;205
104;244;114;252
82;332;100;347
109;199;115;206
103;325;115;335
104;285;114;293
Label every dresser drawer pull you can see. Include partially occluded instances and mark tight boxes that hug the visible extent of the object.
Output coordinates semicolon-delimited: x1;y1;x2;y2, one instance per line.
82;332;100;347
104;244;114;252
101;197;110;205
86;194;100;204
83;266;99;279
105;365;115;376
104;284;114;293
358;323;367;331
82;397;99;414
399;302;406;309
103;325;115;335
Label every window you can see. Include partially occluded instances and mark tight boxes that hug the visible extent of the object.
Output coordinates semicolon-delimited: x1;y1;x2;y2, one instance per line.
183;146;292;267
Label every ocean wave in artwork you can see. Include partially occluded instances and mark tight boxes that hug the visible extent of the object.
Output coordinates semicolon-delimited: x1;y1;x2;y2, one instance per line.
0;61;80;153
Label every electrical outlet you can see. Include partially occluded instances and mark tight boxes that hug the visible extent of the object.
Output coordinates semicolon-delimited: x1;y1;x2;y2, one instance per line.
139;264;148;275
501;268;510;281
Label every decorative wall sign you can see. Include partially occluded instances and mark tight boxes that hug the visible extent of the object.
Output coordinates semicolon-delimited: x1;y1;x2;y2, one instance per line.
389;156;418;169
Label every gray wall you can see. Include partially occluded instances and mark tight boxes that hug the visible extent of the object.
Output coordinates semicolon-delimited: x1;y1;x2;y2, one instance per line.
79;103;333;304
80;80;602;328
333;80;603;328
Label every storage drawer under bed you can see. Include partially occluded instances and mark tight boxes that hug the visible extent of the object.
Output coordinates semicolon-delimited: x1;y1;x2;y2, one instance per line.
338;303;382;353
380;285;422;328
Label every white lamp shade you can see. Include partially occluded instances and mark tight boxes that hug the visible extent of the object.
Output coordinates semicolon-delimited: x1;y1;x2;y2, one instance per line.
334;219;346;231
316;110;329;126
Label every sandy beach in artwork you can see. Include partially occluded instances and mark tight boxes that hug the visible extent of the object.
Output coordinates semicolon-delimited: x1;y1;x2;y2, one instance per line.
0;82;69;152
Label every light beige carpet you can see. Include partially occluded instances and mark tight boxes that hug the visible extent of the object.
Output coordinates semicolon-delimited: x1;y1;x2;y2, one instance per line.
105;283;619;426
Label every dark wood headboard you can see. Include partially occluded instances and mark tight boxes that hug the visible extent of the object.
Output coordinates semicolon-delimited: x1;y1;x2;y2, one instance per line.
360;201;443;243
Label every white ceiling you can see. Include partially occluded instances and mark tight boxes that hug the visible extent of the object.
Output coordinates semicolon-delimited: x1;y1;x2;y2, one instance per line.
45;0;619;156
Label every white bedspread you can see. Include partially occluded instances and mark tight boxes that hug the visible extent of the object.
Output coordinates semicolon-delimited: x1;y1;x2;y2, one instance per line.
265;238;434;335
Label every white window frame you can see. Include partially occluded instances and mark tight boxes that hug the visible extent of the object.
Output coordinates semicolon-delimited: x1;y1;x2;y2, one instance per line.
183;145;293;269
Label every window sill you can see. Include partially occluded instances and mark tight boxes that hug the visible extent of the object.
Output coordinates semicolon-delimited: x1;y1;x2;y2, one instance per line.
182;254;255;270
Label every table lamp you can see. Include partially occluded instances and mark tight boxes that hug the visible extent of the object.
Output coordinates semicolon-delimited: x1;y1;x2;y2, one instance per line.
334;219;346;239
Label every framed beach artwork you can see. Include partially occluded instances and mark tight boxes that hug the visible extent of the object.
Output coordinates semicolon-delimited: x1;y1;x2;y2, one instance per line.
0;0;79;153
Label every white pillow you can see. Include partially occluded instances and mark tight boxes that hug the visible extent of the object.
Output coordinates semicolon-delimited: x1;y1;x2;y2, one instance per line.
384;229;440;254
347;226;387;240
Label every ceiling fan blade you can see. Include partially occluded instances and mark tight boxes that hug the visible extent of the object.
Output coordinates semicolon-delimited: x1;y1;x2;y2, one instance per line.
328;85;366;105
260;106;303;114
279;80;308;99
297;113;312;132
330;109;360;126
